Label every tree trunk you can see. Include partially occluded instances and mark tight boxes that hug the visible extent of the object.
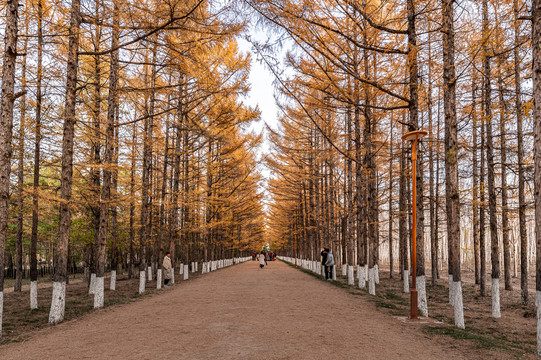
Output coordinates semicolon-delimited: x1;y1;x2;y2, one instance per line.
399;123;409;292
0;0;20;336
472;73;480;285
15;25;28;293
531;0;541;354
515;0;528;305
128;123;137;279
479;70;487;298
443;0;463;328
497;56;512;291
49;0;81;324
89;10;103;292
388;119;394;280
158;103;171;289
138;47;155;293
30;0;43;309
346;104;354;285
483;0;500;319
407;0;427;316
95;0;120;306
428;30;437;286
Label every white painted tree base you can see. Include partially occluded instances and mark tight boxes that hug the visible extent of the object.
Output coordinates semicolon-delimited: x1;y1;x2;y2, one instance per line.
403;270;409;293
358;267;366;290
332;265;337;280
363;265;368;284
171;271;175;285
368;267;376;295
147;266;152;281
94;277;104;309
110;270;116;291
30;281;38;309
183;265;189;280
157;269;162;289
49;281;66;324
536;291;541;355
89;273;96;295
375;264;380;284
347;265;354;285
356;265;360;279
201;262;207;274
179;263;184;274
448;274;454;305
453;280;465;329
417;275;428;317
341;264;346;276
195;262;198;272
139;271;146;294
492;278;501;319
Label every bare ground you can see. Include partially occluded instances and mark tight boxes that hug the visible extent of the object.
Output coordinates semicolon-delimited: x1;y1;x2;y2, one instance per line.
0;260;524;359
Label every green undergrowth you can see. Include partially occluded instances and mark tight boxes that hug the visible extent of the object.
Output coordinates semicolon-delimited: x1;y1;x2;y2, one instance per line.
422;325;532;357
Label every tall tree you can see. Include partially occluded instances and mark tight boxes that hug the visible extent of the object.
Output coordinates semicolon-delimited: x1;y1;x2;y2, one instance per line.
14;12;29;292
532;0;541;354
407;0;428;317
472;73;480;286
497;55;511;291
49;0;81;324
482;0;501;319
0;0;20;337
443;0;464;329
514;0;528;305
30;0;44;309
94;0;120;307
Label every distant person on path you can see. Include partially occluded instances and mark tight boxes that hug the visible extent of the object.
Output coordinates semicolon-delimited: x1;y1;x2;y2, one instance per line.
321;248;328;278
325;249;335;280
259;252;267;269
163;251;172;286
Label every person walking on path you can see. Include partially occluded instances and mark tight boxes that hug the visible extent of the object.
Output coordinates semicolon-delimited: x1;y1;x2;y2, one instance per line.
325;249;335;281
259;252;267;269
163;251;172;286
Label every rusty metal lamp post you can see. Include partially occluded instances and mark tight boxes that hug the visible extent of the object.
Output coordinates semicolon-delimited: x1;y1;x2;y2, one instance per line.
402;130;428;320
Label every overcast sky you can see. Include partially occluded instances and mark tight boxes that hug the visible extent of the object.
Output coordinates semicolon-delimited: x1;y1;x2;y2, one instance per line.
236;28;284;205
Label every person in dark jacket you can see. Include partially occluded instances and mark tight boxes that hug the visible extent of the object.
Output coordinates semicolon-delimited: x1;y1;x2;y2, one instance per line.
321;248;329;278
325;249;335;280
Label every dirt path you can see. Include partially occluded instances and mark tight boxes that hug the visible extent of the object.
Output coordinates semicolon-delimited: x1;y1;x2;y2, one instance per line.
1;260;472;359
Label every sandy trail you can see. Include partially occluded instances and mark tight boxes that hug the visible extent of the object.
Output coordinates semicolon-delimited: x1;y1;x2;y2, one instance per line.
1;260;466;359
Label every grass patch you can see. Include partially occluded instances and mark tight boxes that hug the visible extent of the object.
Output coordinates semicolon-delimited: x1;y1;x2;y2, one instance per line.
389;310;408;317
370;299;400;310
381;291;408;306
422;325;532;356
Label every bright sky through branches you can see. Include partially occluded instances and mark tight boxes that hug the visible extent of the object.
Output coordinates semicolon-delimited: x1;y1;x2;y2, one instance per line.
237;28;282;211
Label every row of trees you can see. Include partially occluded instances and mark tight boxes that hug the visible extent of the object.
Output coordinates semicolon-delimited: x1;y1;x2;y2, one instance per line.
0;0;265;336
255;0;541;351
